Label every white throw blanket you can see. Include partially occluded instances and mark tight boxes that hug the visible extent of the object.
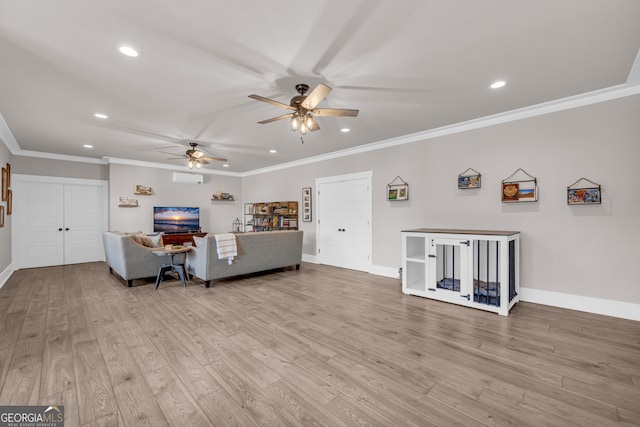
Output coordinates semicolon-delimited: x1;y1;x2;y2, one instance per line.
215;233;237;264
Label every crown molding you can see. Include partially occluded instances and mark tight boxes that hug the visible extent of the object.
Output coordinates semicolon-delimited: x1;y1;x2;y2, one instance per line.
242;81;640;177
3;48;639;178
103;157;242;176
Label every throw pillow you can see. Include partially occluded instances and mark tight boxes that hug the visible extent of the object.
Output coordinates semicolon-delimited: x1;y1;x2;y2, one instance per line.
138;235;161;248
129;234;144;246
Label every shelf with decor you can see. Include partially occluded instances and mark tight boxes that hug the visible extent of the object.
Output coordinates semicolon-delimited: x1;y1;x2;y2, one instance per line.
244;201;298;232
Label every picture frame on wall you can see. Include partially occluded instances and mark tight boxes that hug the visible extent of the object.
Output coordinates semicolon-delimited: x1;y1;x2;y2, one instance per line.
6;190;11;215
567;178;601;205
0;206;3;227
302;187;312;222
501;168;538;203
387;176;409;201
457;167;481;189
1;166;6;201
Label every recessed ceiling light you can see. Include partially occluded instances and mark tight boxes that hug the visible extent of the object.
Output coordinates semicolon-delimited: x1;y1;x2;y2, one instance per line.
490;80;506;89
340;128;350;133
269;149;277;153
118;46;139;57
83;144;93;148
223;164;229;168
93;113;108;119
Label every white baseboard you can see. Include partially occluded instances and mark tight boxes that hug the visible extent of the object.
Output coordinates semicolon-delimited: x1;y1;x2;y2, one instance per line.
301;254;318;264
520;287;640;321
369;264;401;278
302;261;638;321
0;263;14;289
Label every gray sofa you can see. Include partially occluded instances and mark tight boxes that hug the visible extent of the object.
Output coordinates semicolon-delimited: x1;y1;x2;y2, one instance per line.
187;230;303;287
102;231;167;287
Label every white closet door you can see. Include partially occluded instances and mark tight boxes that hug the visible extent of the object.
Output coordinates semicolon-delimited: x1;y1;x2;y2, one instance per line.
316;172;372;272
64;184;104;265
14;176;107;269
317;181;344;268
22;183;65;268
340;178;371;271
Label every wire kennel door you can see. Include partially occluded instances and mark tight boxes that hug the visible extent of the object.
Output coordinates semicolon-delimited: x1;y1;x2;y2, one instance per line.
428;237;473;301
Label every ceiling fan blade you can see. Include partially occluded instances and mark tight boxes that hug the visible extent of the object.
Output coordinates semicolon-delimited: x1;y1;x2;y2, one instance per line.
312;108;359;117
301;84;332;110
202;156;228;162
248;94;296;111
258;113;294;124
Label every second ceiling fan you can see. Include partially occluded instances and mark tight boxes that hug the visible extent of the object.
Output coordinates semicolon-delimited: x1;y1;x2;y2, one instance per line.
249;83;359;134
162;142;227;169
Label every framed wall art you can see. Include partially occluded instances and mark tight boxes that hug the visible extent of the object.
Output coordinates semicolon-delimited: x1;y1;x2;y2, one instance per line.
457;167;481;189
0;206;3;227
1;166;6;201
501;168;538;203
6;189;11;215
302;187;312;222
567;178;601;205
387;176;409;201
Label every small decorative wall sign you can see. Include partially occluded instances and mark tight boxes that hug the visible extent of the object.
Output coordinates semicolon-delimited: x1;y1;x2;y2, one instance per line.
135;185;152;195
501;168;538;203
457;168;481;189
567;178;601;205
118;196;139;207
387;176;409;201
302;187;312;222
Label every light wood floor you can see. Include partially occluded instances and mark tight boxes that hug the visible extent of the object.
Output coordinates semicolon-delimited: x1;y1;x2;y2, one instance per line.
0;262;639;426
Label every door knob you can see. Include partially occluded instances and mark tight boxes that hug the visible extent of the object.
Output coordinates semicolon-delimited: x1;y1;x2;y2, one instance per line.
65;228;70;231
58;228;63;231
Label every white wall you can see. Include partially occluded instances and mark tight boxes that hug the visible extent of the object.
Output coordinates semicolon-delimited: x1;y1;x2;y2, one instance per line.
244;94;640;308
108;164;243;234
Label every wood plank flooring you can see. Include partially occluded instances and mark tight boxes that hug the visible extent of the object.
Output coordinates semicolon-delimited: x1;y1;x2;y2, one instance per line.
0;262;639;426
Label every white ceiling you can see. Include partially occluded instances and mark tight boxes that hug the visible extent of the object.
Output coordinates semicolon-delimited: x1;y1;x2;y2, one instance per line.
1;1;639;173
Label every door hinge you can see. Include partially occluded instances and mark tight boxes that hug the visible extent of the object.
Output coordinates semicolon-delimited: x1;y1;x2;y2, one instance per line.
318;248;320;254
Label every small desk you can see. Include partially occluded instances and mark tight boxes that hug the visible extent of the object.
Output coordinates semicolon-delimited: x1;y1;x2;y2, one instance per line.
151;246;192;289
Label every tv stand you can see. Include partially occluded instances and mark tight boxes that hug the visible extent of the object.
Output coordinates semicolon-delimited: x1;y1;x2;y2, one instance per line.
161;232;206;246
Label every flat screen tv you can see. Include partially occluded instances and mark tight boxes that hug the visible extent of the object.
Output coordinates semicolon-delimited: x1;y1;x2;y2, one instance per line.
153;206;200;233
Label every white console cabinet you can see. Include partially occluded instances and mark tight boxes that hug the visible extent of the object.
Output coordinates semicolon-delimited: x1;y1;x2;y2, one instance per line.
402;228;520;316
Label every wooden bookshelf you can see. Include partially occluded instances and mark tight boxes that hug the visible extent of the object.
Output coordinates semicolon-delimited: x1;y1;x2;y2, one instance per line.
244;201;298;232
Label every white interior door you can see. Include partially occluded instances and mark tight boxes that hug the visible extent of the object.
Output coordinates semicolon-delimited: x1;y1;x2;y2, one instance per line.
64;184;105;264
14;175;107;269
21;183;65;268
316;172;372;272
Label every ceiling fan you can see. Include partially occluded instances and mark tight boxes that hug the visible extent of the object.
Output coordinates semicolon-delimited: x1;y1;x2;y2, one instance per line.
249;83;359;135
162;142;227;169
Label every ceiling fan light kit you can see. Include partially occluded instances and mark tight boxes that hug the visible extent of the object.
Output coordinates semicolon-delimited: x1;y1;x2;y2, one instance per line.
249;83;359;136
161;142;227;169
